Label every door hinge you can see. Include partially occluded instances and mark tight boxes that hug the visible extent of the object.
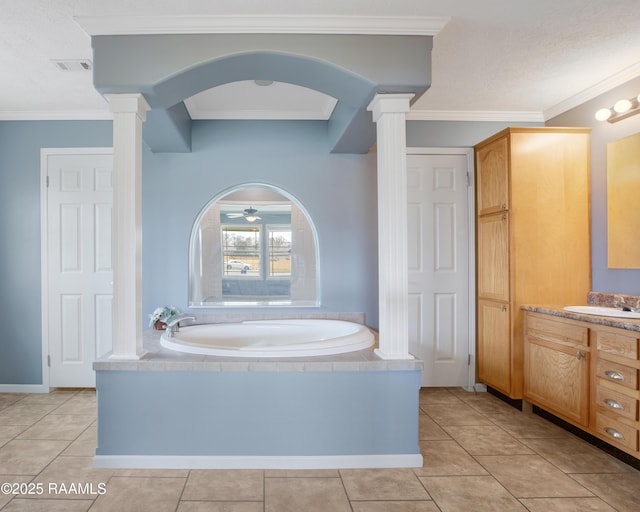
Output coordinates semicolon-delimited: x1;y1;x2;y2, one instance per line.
47;355;51;367
468;354;472;366
466;172;471;187
46;175;49;187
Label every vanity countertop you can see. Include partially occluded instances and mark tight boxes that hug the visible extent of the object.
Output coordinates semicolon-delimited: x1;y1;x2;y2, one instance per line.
521;304;640;333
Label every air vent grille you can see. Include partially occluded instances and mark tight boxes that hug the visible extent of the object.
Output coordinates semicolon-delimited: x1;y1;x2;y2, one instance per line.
52;59;92;72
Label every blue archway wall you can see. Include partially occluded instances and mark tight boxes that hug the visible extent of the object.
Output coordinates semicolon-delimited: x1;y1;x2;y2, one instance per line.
92;33;434;153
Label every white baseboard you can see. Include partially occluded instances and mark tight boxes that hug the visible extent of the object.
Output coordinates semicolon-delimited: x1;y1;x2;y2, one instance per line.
0;384;49;393
94;453;423;470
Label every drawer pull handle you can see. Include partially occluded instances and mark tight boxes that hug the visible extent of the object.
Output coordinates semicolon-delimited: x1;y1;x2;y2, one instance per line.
604;398;625;411
576;351;585;360
604;370;625;381
605;428;625;440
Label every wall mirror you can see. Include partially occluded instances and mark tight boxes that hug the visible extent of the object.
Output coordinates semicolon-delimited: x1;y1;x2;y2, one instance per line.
189;184;319;306
607;132;640;269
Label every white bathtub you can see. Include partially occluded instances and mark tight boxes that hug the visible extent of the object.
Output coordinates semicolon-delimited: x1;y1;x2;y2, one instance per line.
160;319;375;357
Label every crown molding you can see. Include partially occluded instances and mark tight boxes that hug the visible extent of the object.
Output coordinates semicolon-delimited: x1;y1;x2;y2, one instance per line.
75;15;449;36
544;61;640;121
406;110;545;123
0;110;113;121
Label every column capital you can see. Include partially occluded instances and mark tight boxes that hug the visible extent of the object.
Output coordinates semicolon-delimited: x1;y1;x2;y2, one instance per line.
367;93;414;122
105;93;151;121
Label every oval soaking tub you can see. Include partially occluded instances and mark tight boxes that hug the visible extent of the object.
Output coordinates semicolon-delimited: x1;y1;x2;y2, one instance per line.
160;319;375;357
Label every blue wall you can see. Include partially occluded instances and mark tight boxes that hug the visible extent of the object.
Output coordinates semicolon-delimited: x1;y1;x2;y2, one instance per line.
142;120;379;324
0;121;112;385
0;119;378;385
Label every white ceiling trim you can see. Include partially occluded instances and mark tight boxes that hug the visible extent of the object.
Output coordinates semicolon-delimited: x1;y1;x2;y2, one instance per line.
406;110;545;123
0;110;112;121
543;61;640;121
74;15;450;36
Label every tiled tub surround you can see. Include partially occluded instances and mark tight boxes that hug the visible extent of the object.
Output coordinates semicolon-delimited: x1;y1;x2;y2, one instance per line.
94;317;423;470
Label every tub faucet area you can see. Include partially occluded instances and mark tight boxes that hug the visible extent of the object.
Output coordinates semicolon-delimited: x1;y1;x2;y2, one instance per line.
165;314;196;337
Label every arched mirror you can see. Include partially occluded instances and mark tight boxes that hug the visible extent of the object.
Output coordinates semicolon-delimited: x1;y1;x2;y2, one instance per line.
189;184;319;306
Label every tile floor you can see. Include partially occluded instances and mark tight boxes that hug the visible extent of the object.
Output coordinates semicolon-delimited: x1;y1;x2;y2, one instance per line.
0;387;639;511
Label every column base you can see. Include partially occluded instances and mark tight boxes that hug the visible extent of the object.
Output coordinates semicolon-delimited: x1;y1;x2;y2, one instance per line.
374;348;415;360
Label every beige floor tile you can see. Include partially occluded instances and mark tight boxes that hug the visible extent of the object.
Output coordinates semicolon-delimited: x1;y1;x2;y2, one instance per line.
419;388;464;405
475;455;593;498
420;475;527;512
519;497;618;512
340;468;430;501
265;477;350;512
0;405;59;426
0;425;27;439
16;391;76;406
421;404;494;426
521;436;636;473
443;425;534;456
89;476;185;512
0;439;69;475
50;397;96;417
1;498;94;511
0;395;27;411
182;470;263;501
571;473;640;512
178;502;263;512
61;427;97;457
28;456;112;499
0;475;32;509
414;440;488;476
17;414;94;441
419;414;450;441
350;501;439;512
459;395;521;416
490;412;569;439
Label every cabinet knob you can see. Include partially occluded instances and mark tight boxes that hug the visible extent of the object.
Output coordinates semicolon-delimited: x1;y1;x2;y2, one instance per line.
501;304;508;312
605;427;625;440
604;370;624;381
604;398;625;411
575;351;585;360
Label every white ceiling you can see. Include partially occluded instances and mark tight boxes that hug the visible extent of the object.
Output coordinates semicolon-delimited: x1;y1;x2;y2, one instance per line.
1;0;640;122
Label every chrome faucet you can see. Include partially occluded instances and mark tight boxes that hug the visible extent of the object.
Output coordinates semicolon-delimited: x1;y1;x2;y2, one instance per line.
165;314;196;337
613;295;640;313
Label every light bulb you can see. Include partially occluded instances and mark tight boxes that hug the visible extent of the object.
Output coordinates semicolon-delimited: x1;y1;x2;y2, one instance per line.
595;108;612;121
614;99;632;113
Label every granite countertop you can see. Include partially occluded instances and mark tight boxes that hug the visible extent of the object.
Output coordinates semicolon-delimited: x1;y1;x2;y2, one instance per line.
94;329;424;372
521;304;640;333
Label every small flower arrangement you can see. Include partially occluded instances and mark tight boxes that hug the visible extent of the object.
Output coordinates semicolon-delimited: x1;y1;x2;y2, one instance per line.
148;306;181;329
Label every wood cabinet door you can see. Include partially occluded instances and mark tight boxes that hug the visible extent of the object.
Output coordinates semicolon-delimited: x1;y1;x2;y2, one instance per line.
478;299;511;395
477;212;509;301
476;136;509;215
524;337;589;427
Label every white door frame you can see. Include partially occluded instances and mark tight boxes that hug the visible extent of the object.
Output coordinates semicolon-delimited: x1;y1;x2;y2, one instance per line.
40;147;113;391
406;147;477;391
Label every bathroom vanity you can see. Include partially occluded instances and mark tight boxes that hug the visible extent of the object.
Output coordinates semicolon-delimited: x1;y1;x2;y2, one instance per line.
523;299;640;461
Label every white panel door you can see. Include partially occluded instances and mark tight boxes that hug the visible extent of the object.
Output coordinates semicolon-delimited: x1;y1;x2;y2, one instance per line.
47;152;113;387
407;153;470;387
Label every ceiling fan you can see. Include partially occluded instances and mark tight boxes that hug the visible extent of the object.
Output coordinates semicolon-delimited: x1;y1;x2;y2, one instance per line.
226;206;262;222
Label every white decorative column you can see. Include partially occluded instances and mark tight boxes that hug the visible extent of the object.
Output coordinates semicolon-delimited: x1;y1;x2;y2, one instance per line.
106;93;150;359
367;93;414;360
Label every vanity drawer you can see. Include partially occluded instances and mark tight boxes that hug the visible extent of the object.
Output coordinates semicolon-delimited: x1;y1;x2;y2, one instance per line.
595;359;639;390
595;385;638;421
595;413;639;452
526;313;589;347
595;329;639;360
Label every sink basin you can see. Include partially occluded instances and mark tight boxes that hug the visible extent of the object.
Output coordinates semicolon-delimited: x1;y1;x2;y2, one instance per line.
563;305;640;319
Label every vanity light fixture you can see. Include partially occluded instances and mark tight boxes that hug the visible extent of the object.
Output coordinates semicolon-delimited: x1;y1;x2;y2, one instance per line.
595;93;640;123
